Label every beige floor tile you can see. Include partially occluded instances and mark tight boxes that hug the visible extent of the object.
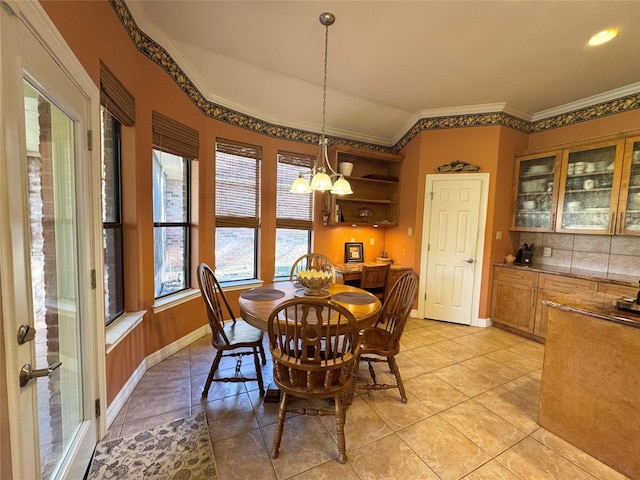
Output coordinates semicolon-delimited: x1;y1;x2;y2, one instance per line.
429;339;479;361
398;415;492;480
125;376;191;422
289;459;361;479
433;363;503;397
474;386;540;434
120;406;193;437
203;392;260;442
501;371;542;401
532;428;630;480
460;355;523;384
403;345;459;372
349;432;440;479
213;428;277;480
463;459;521;479
496;437;598;479
403;327;449;345
261;414;342;479
321;396;395;450
439;400;528;456
404;372;470;412
360;387;435;430
484;347;543;374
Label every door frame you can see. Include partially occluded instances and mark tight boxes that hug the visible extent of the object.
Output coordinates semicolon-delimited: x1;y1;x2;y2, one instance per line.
0;1;106;478
418;173;490;326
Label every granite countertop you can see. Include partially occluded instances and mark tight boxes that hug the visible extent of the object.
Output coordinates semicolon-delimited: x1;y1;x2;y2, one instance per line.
494;262;639;288
543;299;640;329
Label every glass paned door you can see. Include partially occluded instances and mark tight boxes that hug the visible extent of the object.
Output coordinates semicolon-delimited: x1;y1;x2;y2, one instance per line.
1;4;98;478
512;153;559;231
621;139;640;233
24;79;84;480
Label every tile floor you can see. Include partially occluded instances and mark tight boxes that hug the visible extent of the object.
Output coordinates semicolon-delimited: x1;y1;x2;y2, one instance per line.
107;318;629;480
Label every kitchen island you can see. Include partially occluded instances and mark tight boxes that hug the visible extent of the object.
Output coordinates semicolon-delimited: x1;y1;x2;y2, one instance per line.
538;299;640;479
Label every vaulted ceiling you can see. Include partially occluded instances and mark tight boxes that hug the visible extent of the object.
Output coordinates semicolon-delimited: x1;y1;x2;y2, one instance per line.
127;1;640;146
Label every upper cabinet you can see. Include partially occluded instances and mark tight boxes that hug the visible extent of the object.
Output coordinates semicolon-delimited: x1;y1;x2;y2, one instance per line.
556;139;625;234
325;144;404;227
511;151;562;231
617;135;640;235
512;131;640;236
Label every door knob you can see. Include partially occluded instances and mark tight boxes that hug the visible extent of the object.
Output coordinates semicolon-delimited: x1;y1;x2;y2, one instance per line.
19;361;62;387
463;258;474;263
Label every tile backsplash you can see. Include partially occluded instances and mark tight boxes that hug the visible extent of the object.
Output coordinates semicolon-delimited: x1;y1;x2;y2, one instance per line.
518;232;640;277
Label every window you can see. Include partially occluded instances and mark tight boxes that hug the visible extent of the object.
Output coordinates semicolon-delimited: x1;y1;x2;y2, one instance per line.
99;62;134;325
215;139;262;282
101;108;124;324
153;150;190;298
274;151;315;278
151;111;199;299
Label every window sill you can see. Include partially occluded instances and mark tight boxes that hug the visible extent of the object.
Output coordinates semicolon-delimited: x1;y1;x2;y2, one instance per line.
152;288;201;314
106;310;146;354
219;279;263;291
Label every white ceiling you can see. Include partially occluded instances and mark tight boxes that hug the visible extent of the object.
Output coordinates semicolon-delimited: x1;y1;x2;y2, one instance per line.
127;1;640;146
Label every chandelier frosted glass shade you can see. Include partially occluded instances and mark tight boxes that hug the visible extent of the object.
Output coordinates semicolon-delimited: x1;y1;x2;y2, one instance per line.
330;175;353;195
290;172;312;193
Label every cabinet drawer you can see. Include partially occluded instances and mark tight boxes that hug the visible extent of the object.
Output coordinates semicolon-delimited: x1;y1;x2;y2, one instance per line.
538;274;597;293
494;267;538;287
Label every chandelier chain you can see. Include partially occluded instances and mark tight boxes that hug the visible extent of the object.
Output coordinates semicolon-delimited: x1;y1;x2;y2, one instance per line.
321;23;329;137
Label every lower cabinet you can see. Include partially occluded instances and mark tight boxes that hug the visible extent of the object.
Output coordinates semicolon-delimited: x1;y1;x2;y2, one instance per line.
491;265;636;340
534;274;598;338
491;267;538;333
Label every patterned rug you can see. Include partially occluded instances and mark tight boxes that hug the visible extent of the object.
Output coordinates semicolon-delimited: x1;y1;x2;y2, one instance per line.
87;411;217;479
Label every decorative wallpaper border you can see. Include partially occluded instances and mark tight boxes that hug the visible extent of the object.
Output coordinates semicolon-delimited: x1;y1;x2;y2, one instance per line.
110;0;639;155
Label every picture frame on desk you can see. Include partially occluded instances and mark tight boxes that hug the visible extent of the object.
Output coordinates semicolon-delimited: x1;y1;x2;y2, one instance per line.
344;242;364;263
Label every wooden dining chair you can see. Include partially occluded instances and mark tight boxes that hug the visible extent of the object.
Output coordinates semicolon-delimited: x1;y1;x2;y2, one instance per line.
197;263;266;397
349;270;418;404
359;263;390;301
289;253;337;283
267;297;362;464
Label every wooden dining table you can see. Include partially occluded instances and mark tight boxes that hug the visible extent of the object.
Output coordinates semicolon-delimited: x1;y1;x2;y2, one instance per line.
239;280;382;402
238;280;382;331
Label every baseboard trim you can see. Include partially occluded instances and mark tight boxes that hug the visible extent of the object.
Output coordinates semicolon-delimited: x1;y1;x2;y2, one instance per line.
105;324;210;429
472;317;493;328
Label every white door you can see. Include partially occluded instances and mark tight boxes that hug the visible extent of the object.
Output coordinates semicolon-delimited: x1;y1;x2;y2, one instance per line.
1;3;103;479
419;174;489;325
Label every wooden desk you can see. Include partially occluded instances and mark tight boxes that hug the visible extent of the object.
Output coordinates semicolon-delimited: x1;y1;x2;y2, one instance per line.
334;262;412;288
238;281;381;331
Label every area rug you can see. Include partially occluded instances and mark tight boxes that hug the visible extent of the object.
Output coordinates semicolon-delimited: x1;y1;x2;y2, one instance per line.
87;411;217;479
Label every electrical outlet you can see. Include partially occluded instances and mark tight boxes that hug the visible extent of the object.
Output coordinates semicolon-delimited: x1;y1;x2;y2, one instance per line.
370;238;375;245
496;230;502;240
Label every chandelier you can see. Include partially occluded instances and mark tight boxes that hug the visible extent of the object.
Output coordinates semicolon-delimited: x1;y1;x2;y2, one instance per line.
290;12;353;195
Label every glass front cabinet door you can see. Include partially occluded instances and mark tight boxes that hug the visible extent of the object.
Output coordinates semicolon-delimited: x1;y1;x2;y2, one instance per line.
617;135;640;235
556;139;625;234
512;151;562;231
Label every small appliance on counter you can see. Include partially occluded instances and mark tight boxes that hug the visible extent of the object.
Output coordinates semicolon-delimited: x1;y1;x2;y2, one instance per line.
616;280;640;313
515;243;535;265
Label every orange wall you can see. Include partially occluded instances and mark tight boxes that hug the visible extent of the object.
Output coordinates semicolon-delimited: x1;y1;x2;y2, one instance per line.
40;1;640;404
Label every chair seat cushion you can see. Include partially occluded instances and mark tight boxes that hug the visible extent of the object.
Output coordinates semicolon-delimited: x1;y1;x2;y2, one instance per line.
219;319;264;347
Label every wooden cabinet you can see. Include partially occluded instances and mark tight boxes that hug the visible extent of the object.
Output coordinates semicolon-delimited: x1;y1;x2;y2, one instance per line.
491;267;538;333
617;135;640;235
512;130;640;235
556;139;625;234
493;265;638;340
534;274;598;338
511;151;562;231
326;144;404;227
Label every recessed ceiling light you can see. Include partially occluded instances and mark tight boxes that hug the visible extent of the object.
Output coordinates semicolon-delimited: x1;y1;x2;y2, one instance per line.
588;28;619;46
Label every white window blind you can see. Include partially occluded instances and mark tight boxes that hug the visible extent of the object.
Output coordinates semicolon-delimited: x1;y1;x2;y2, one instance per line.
276;151;315;230
215;139;262;228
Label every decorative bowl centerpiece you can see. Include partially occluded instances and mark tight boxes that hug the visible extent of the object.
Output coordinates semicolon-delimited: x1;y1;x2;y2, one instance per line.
296;270;332;296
